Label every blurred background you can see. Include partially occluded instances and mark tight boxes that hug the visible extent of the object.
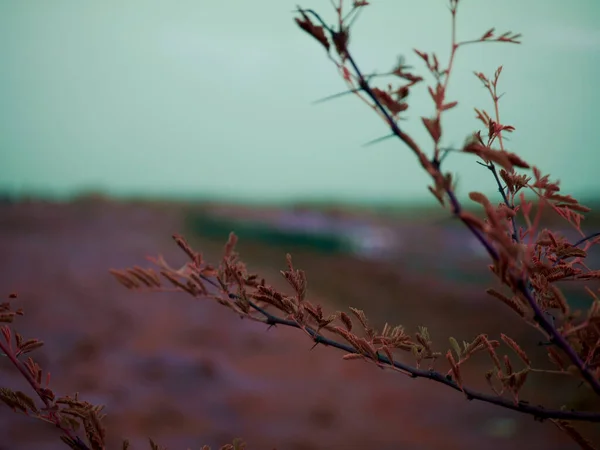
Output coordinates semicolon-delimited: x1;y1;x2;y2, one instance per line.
1;0;599;449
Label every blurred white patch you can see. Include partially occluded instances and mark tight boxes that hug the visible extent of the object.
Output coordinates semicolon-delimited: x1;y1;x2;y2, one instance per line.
347;226;400;260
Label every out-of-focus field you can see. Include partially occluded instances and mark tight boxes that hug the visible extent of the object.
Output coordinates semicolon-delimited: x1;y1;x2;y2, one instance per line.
0;198;598;450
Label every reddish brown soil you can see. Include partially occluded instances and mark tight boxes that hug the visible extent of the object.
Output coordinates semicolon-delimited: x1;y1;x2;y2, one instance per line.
0;201;595;450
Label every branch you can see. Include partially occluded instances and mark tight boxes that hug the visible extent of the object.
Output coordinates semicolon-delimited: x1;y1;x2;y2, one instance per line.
0;329;91;450
296;5;600;397
193;273;600;423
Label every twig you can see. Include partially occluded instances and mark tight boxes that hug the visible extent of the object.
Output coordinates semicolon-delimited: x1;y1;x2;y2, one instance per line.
195;273;600;423
0;333;90;450
297;5;600;397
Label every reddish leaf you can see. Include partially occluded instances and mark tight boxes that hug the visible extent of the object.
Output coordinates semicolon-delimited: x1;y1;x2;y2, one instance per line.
441;101;458;111
422;117;441;143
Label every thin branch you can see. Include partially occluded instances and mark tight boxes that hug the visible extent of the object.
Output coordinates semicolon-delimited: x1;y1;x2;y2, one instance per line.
193;273;600;423
484;161;520;243
0;333;90;450
297;5;600;396
573;232;600;250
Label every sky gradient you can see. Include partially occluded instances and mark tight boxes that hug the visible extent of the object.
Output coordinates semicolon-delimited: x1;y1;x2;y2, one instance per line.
1;0;598;205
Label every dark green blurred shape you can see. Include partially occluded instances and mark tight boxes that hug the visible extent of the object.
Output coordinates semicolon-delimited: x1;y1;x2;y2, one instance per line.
186;213;350;253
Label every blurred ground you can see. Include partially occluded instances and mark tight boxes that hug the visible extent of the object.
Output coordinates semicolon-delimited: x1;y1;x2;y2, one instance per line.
0;199;598;450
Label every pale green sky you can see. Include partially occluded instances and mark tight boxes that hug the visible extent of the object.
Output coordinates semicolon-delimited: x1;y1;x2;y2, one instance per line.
0;0;598;204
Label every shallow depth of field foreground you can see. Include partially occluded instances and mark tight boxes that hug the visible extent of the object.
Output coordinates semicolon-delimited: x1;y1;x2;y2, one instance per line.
0;200;599;449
